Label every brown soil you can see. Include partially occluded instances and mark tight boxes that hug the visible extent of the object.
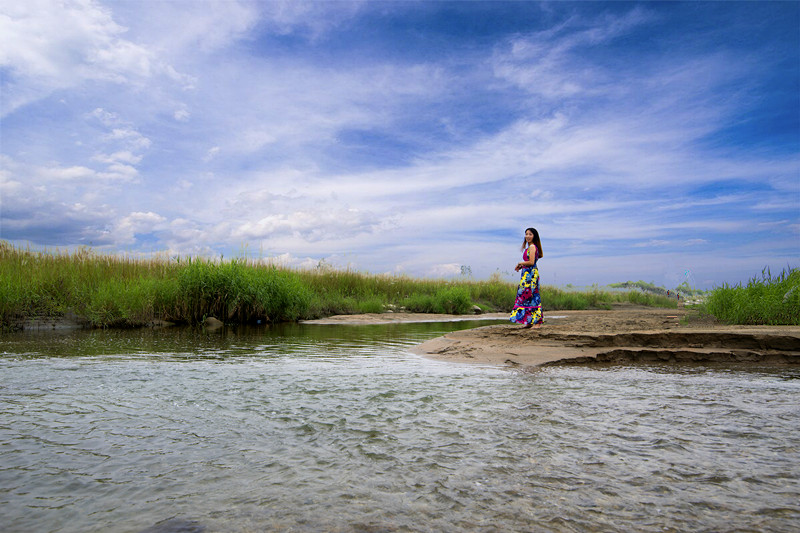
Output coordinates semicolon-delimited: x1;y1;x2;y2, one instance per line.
411;304;800;368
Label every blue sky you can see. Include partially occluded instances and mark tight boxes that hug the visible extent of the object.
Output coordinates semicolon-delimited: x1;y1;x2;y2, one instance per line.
1;1;798;289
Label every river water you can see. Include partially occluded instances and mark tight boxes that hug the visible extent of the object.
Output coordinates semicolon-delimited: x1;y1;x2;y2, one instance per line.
1;321;799;532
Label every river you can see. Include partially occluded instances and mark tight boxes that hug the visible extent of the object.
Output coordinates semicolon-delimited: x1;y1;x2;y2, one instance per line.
1;321;799;532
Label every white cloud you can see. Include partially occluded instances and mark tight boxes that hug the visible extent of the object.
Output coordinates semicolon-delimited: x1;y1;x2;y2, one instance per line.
87;107;121;126
230;206;384;243
428;263;463;277
0;0;144;113
163;218;207;250
116;0;259;53
105;128;151;150
203;147;220;162
98;163;138;181
238;129;278;153
174;108;190;122
39;165;97;182
2;147;143;190
92;151;143;165
113;211;167;244
493;7;653;98
633;240;671;248
0;0;196;116
257;0;367;40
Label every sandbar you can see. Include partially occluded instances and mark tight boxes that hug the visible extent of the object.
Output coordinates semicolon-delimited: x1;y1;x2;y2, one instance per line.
412;306;800;368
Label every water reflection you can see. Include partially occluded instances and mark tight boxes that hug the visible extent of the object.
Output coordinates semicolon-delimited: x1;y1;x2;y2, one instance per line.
1;320;503;360
1;322;799;532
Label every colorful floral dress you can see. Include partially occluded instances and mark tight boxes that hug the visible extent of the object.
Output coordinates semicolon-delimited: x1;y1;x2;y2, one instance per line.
510;246;543;326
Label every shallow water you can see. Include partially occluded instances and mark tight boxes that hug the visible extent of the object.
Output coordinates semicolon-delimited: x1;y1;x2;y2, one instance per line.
1;322;799;532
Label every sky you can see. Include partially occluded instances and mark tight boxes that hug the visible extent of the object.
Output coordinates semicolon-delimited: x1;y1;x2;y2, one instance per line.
1;1;798;289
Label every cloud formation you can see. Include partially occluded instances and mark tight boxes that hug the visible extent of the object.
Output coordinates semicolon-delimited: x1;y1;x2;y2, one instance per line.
1;1;797;288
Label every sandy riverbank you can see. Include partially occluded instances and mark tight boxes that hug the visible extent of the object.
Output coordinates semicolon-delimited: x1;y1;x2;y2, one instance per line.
413;306;800;368
309;305;800;368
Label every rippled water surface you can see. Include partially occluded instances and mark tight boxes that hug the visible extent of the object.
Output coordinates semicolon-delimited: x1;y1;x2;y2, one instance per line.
2;322;799;532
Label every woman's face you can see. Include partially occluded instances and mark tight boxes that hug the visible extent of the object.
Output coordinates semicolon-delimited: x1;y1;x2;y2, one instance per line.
525;230;534;243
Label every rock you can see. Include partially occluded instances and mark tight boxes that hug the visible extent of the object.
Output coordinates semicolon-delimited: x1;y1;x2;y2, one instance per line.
202;317;224;329
472;305;483;315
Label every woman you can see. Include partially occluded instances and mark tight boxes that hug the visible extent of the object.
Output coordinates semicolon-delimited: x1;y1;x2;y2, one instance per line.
510;227;543;328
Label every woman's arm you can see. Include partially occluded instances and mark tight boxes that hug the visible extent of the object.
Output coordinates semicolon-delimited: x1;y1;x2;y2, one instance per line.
515;245;537;270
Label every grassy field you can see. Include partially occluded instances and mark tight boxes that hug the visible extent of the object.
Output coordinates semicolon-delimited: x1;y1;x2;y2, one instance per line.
2;242;680;329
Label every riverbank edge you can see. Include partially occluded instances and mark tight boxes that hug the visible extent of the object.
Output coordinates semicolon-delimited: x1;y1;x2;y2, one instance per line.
10;311;509;332
12;308;800;370
410;308;800;368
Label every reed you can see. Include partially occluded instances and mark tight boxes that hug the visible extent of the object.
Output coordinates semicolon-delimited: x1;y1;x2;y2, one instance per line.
705;267;799;325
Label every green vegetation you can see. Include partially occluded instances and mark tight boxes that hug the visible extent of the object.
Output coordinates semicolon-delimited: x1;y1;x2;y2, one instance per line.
0;243;313;328
295;269;514;317
1;242;680;329
0;242;514;328
609;279;705;300
609;279;664;294
544;285;677;311
705;267;800;325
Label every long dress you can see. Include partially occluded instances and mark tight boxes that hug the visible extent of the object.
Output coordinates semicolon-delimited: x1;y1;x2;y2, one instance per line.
510;245;543;326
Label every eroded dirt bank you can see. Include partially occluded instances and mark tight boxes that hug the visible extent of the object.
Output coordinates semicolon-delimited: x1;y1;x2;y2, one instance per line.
410;306;800;368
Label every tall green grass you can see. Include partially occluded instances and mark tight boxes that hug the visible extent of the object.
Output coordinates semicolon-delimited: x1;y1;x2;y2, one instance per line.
176;259;311;324
0;243;310;328
1;241;679;329
705;267;799;325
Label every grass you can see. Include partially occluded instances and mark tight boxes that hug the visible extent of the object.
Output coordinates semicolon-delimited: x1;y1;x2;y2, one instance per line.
544;285;678;311
297;269;513;317
704;267;800;325
2;241;683;329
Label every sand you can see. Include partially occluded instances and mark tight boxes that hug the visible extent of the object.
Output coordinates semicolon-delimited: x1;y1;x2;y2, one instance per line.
301;311;509;325
307;305;800;369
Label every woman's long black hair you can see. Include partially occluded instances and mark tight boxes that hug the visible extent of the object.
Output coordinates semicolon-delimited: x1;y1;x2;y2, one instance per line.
521;227;543;258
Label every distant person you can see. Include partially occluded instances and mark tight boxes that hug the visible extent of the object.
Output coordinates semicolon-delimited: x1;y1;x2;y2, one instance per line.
510;227;543;328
